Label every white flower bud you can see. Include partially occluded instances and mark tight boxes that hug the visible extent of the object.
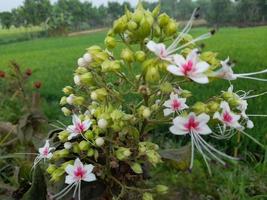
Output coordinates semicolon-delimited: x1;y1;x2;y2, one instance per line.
83;53;92;63
64;142;72;149
142;108;151;118
247;120;254;129
74;75;81;85
95;137;104;147
77;57;87;67
91;91;98;100
98;118;108;129
66;94;75;105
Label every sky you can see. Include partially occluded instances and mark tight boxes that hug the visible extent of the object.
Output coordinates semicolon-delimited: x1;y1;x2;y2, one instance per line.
0;0;155;12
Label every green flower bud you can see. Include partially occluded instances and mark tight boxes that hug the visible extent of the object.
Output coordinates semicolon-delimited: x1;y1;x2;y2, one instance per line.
128;20;138;31
72;143;80;153
146;150;161;166
62;86;73;95
142;107;151;119
155;185;168;194
207;101;220;113
139;18;151;37
121;48;134;63
60;96;67;106
61;107;71;116
153;24;161;37
75;67;88;75
143;192;154;200
80;72;93;85
87;148;95;157
158;13;170;28
145;66;160;82
180;89;192;98
73;96;85;106
192;102;208;114
116;147;131;160
58;149;69;158
160;82;173;94
61;160;74;169
135;51;146;62
85;130;94;140
58;130;69;142
51;168;65;182
113;18;126;34
47;164;57;174
222;92;234;100
164;20;178;36
91;88;108;101
105;36;116;49
130;163;143;174
101;60;121;72
79;141;90;151
152;4;161;17
132;10;144;23
228;97;240;107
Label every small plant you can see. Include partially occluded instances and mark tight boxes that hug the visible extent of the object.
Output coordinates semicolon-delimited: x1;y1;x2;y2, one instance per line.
32;2;267;200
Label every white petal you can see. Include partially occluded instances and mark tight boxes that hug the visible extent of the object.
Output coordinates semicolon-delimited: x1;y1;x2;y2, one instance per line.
195;61;210;73
170;125;188;135
163;100;172;108
213;112;221;120
220;101;231;112
83;173;96;182
82;120;92;131
68;132;77;140
186;49;198;65
74;158;83;168
72;115;81;126
66;125;75;133
167;65;184;76
84;164;94;173
163;108;173;116
173;54;186;67
198;124;212;135
247;120;254;129
146;41;157;52
65;164;74;175
190;75;209;84
65;175;75;185
46;153;53;159
197;113;210;124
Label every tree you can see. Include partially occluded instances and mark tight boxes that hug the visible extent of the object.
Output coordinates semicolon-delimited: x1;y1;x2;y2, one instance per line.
0;12;13;29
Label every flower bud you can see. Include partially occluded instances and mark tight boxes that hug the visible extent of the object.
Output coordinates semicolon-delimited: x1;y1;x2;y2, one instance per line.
121;48;134;63
85;130;94;140
64;142;72;150
143;192;154;200
105;36;116;49
132;10;143;23
179;89;192;98
152;4;161;17
222;92;234;100
95;137;105;147
139;18;151;37
207;101;220;113
128;20;138;31
58;149;69;158
135;51;146;62
130;163;143;174
91;88;108;101
247;120;254;129
192;102;208;114
58;130;69;142
113;18;126;33
87;148;95;157
160;82;173;94
101;60;121;72
98;118;108;129
164;20;178;36
73;96;85;106
47;164;57;174
61;107;71;116
80;72;93;85
83;53;92;63
79;141;90;151
51;168;65;182
77;57;87;67
75;67;88;74
72;143;80;153
116;147;131;160
62;86;73;95
158;13;170;28
60;96;67;106
74;75;81;85
155;185;168;194
66;94;75;105
142;107;151;119
145;66;160;82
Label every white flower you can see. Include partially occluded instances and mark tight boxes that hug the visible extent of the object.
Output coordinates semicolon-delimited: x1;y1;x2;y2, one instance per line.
33;140;54;168
83;53;92;63
213;101;243;130
64;142;72;150
167;49;210;84
77;57;87;67
74;75;81;85
52;158;96;200
170;112;237;173
97;118;108;129
67;115;92;140
95;137;104;147
66;94;75;105
146;41;172;61
163;92;188;116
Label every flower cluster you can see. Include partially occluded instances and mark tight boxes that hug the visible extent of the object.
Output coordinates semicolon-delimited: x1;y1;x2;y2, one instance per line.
33;2;267;199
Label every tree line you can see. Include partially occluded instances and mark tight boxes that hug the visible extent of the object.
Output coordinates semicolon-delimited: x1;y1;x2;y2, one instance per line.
0;0;266;31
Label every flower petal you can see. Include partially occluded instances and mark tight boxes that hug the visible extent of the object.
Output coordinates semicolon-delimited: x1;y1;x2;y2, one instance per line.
195;61;210;73
163;100;172;108
190;75;209;84
173;54;186;67
82;120;92;131
72;115;81;126
198;124;212;135
170;125;188;135
65;164;74;175
84;164;94;174
167;65;184;76
83;173;96;182
65;175;75;185
164;108;173;116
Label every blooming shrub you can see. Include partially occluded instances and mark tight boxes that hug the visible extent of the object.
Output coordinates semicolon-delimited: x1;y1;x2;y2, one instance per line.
34;2;267;200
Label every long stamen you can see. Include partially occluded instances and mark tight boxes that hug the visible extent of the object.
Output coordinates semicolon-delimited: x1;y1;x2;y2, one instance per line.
236;76;267;82
190;135;195;170
78;181;81;200
73;182;79;198
237;69;267;76
55;184;76;200
167;8;199;52
244;91;267;99
247;114;267;117
52;183;75;199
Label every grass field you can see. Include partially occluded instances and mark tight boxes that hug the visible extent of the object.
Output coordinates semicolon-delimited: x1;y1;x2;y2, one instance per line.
0;26;267;139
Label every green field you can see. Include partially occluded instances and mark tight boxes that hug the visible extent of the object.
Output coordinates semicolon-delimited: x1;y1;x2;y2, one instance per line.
0;26;266;138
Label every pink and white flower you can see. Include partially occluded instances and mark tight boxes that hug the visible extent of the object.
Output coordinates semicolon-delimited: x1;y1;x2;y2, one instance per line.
213;101;243;130
67;115;92;140
33;140;54;168
167;49;210;84
163;92;188;116
170;112;237;172
52;158;96;200
146;41;172;61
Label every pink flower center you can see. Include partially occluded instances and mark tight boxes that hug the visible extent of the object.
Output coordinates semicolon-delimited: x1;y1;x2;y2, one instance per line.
171;99;181;111
42;147;49;156
160;47;167;58
223;112;233;123
182;60;194;75
75;123;85;133
184;116;200;132
74;166;86;180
